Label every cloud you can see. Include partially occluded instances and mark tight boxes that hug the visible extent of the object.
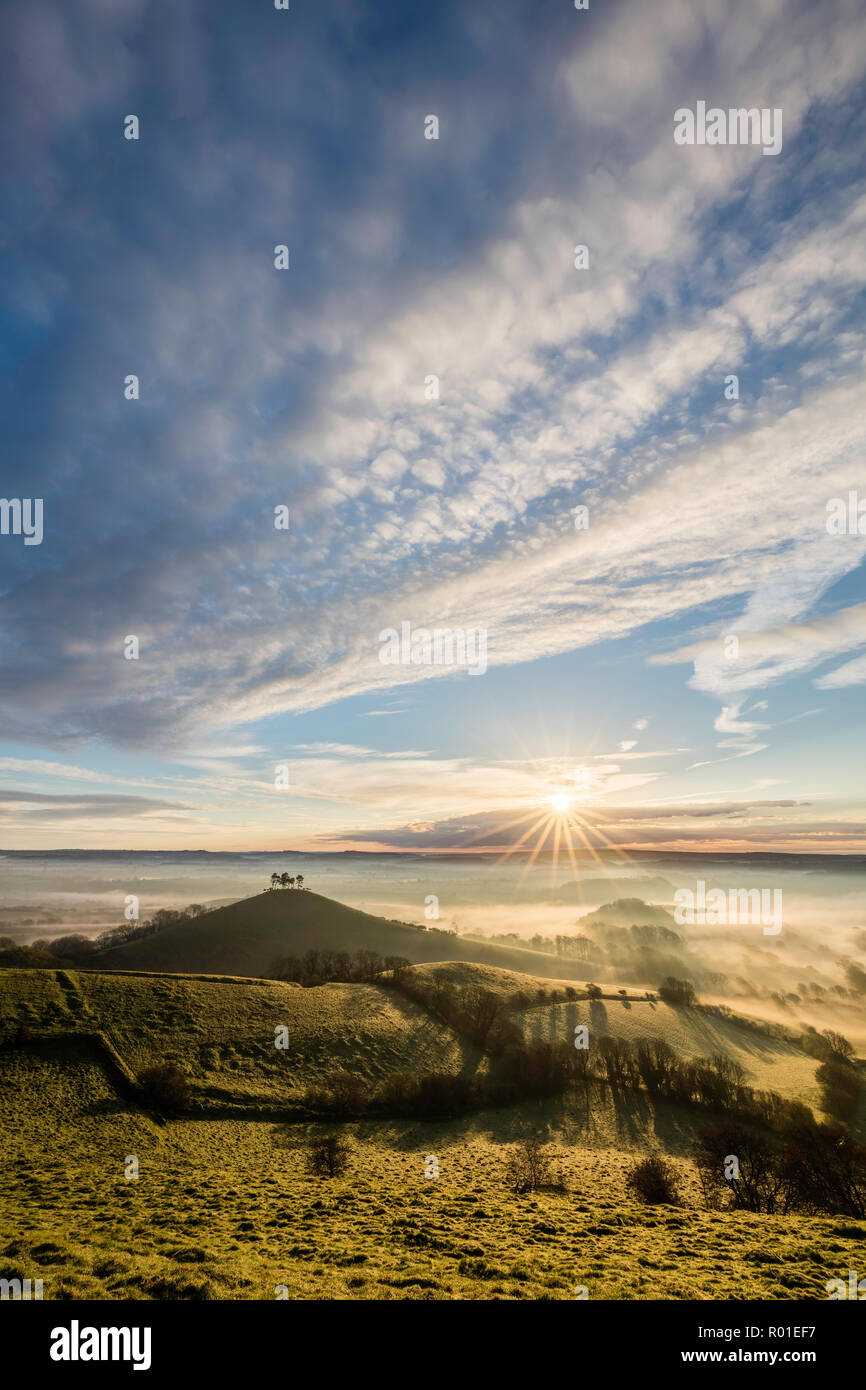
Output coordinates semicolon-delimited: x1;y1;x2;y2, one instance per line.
652;602;866;697
318;797;826;851
0;789;188;821
815;651;866;689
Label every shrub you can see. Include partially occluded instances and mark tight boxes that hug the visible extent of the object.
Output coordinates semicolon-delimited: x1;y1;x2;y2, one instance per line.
693;1120;788;1214
492;1039;576;1103
0;945;59;969
658;977;697;1007
138;1063;191;1113
34;934;99;963
626;1155;680;1205
780;1121;866;1218
815;1059;861;1122
377;1070;473;1117
412;1072;473;1116
821;1030;856;1062
304;1069;368;1116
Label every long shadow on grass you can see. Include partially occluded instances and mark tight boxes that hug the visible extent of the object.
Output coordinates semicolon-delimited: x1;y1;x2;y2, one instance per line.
608;1083;652;1142
666;1006;806;1068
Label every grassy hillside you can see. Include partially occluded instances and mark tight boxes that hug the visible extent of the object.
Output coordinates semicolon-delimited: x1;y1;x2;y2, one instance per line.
0;967;474;1112
405;961;835;1113
517;997;822;1109
0;962;840;1116
2;963;864;1300
94;889;597;981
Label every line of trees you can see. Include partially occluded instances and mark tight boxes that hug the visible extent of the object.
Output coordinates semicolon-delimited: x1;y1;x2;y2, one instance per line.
388;969;859;1131
295;1035;813;1128
268;948;411;987
0;905;206;969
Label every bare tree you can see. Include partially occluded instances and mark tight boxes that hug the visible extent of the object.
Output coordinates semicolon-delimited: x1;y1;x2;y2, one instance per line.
505;1137;562;1194
306;1133;351;1178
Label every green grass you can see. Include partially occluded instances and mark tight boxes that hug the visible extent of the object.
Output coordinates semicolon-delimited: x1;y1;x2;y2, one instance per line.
516;998;822;1108
3;1104;864;1300
0;967;476;1111
1;963;863;1301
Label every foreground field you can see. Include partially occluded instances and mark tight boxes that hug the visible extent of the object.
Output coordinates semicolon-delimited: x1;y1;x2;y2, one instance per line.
4;1120;865;1301
2;963;863;1300
2;1042;864;1300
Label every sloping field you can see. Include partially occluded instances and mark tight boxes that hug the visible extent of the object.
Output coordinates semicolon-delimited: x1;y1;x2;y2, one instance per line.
407;960;824;1109
409;959;653;1002
517;997;822;1108
0;968;474;1108
409;959;585;1000
0;1043;160;1160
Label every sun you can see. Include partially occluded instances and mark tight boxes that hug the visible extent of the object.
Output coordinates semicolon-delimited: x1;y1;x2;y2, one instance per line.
550;793;570;813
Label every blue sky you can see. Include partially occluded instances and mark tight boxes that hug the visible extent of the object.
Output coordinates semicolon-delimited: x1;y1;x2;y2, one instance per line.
1;0;865;852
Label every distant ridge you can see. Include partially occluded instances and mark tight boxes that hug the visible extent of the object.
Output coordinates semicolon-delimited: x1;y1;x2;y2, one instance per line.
576;898;679;930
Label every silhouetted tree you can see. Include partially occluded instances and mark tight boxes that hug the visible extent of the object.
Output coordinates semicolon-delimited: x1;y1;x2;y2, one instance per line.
693;1120;788;1213
780;1120;866;1218
307;1133;351;1178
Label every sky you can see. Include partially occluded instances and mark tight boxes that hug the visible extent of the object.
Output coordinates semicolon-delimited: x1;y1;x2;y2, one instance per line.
0;0;865;854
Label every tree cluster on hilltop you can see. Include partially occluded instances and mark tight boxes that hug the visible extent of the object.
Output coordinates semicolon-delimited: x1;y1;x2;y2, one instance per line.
267;872;307;890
